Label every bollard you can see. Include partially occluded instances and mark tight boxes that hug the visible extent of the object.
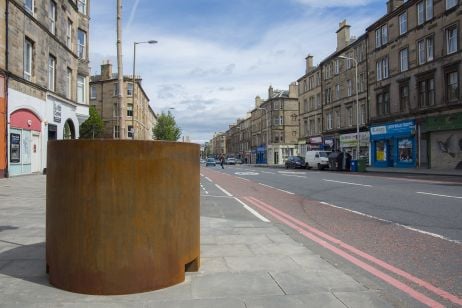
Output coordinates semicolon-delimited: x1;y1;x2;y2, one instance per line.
46;140;200;295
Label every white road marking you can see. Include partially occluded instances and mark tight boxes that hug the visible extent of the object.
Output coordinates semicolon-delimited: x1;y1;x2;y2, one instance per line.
323;179;372;187
200;173;204;177
201;195;234;198
282;174;307;178
200;184;209;195
262;171;275;174
236;176;250;181
416;191;462;199
235;172;259;176
215;184;233;197
278;171;304;174
234;197;270;222
258;183;294;195
205;177;213;183
319;201;461;244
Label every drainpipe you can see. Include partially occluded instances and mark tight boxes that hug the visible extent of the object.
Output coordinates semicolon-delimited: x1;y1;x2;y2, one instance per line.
4;0;9;177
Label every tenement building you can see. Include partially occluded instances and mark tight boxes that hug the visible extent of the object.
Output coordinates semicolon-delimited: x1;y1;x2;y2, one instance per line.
367;0;461;169
90;61;156;140
297;55;323;157
226;114;251;162
320;20;369;159
5;0;90;176
0;1;6;177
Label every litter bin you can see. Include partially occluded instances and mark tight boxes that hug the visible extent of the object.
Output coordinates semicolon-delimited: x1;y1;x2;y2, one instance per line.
351;160;358;172
358;158;367;172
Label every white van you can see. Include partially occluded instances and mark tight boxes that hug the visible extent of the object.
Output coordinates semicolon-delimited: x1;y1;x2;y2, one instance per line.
305;151;331;170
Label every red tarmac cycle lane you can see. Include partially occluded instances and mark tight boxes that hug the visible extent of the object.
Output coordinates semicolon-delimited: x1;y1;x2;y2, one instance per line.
201;167;462;308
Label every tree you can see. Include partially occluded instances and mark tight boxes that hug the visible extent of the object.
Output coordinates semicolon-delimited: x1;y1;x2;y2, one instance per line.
153;111;181;141
79;106;104;139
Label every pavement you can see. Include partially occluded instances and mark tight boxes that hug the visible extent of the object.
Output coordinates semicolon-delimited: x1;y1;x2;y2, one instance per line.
0;174;395;307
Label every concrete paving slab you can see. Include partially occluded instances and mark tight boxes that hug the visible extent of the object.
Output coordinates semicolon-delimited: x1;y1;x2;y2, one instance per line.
201;244;254;257
0;242;45;260
191;272;284;298
244;293;347;308
224;255;301;272
198;257;229;273
290;254;339;271
270;270;367;295
142;298;246;308
0;259;45;278
247;242;310;256
215;234;273;244
333;290;394;308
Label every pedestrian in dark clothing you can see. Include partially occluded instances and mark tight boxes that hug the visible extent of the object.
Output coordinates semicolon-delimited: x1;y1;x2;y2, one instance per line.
220;155;224;169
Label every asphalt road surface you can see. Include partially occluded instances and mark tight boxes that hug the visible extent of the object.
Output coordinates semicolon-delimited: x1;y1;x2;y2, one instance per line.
200;164;462;307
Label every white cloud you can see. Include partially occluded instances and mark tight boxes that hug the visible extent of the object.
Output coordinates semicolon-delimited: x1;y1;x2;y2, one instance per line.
293;0;372;8
90;5;378;143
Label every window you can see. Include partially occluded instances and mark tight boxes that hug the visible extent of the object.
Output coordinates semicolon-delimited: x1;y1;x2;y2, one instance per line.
303;99;308;113
359;73;366;92
446;26;458;54
67;68;72;99
128;125;133;138
347;80;352;97
78;0;87;14
377;91;390;116
418;77;435;107
303;119;308;135
399;84;409;111
309;96;315;110
127;83;133;96
400;48;409;72
48;55;56;91
49;1;56;34
335;110;340;128
376;57;389;81
67;19;73;49
347;107;353;126
113;103;119;117
127;103;133;117
114;125;120;139
309;119;315;136
24;39;33;81
113;83;119;96
335;84;340;99
346;54;353;70
325;88;332;104
78;29;87;59
418;36;434;64
376;25;388;48
25;0;34;13
316;93;321;108
399;12;407;35
446;0;458;9
90;85;96;100
326;112;333;130
360;104;366;125
447;71;459;102
334;59;339;75
417;0;432;25
77;75;85;104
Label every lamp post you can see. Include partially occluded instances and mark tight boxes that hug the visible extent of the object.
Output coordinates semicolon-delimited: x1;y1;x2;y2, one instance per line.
132;40;157;140
257;107;269;163
339;55;360;160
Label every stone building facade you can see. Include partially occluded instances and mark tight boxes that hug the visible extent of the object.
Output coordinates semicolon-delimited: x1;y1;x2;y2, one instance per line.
297;55;323;157
367;0;461;168
90;62;156;140
210;132;226;157
5;0;90;176
0;0;6;177
320;21;369;159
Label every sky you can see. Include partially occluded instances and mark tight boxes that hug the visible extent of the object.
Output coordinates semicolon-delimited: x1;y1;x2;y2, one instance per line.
89;0;386;144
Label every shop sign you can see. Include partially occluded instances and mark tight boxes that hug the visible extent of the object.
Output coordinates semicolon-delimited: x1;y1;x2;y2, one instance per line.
309;136;322;144
371;120;415;137
340;132;370;147
422;113;462;132
53;103;62;123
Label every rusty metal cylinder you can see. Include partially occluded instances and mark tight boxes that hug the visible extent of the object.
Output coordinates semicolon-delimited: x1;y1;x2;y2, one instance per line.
46;140;200;295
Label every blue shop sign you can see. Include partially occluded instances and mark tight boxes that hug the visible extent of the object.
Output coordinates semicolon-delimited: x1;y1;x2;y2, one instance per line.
370;120;415;140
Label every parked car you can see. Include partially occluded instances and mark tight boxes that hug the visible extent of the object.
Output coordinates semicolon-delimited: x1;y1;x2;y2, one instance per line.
200;158;206;164
285;156;306;169
235;158;242;164
305;150;331;170
206;158;216;167
225;157;236;165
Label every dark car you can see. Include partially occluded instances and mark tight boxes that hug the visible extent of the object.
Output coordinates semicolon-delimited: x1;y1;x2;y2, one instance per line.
206;158;216;167
285;156;306;169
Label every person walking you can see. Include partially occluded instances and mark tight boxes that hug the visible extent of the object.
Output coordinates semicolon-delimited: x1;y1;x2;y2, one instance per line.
220;154;225;169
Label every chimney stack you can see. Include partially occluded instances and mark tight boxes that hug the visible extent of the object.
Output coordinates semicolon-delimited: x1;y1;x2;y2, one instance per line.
305;54;314;74
387;0;404;13
288;82;298;99
336;20;351;51
100;60;113;80
268;85;274;99
255;96;262;108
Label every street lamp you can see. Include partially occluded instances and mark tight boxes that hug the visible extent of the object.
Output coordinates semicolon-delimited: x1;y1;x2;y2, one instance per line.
132;40;157;140
257;107;269;163
339;55;360;160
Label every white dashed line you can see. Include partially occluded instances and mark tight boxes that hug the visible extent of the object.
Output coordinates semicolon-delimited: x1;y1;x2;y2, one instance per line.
205;177;213;183
416;192;462;199
236;176;250;181
322;179;372;187
215;184;233;197
258;183;294;195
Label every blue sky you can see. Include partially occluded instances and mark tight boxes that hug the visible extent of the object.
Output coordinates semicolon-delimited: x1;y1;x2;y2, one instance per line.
90;0;385;143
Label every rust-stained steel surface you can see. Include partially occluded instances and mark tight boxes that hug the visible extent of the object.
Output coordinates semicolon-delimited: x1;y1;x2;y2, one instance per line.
46;140;200;295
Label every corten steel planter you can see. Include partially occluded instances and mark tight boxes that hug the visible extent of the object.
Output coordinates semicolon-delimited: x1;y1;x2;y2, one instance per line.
46;140;200;295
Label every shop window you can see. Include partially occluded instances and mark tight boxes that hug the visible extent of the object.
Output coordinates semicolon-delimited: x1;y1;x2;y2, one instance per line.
398;138;413;162
376;141;386;161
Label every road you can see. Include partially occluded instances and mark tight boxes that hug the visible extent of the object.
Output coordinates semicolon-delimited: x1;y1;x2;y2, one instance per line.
200;164;462;307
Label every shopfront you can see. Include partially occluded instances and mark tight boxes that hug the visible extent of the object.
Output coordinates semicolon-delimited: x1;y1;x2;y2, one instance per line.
256;145;267;164
307;136;322;150
339;132;370;161
370;120;416;168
